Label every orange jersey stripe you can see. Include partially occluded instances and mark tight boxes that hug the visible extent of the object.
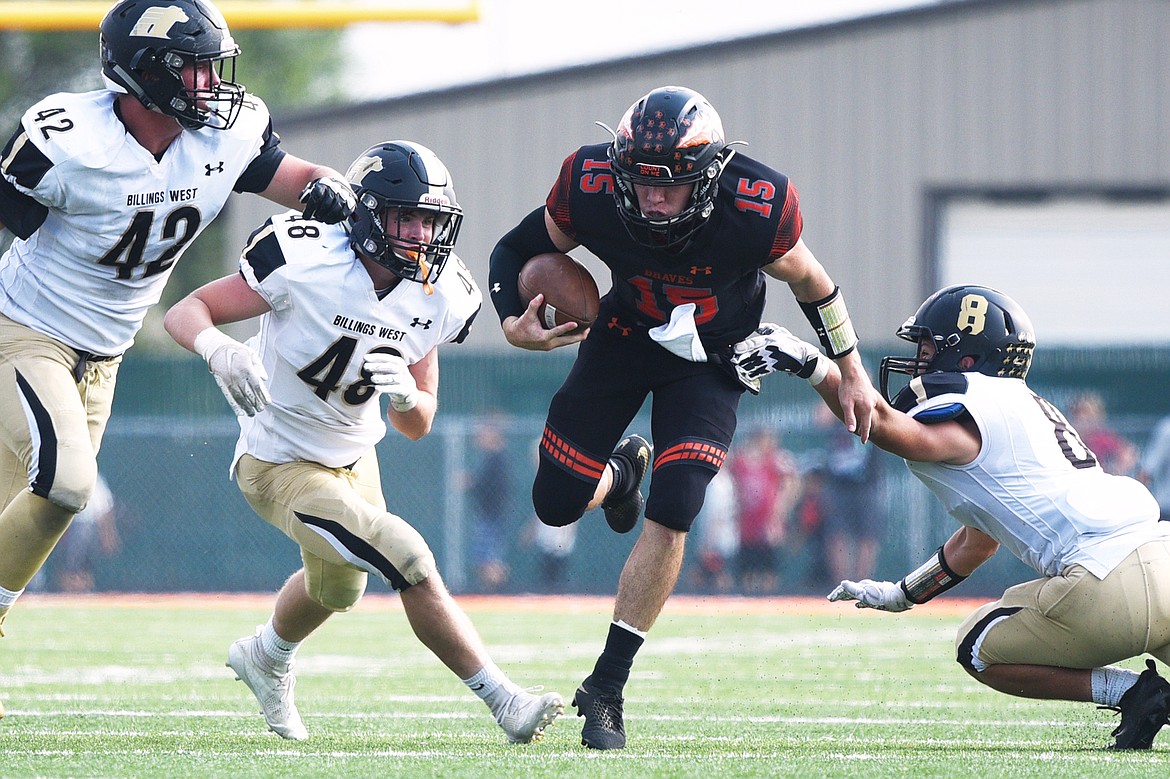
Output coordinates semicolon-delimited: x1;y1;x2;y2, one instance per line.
654;440;726;470
540;426;607;480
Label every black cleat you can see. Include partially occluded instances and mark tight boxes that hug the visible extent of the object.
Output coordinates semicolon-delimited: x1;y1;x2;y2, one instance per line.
573;679;626;750
601;435;652;534
1106;659;1170;750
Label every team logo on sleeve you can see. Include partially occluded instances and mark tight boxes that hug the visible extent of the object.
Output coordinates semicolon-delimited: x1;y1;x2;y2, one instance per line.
131;6;189;38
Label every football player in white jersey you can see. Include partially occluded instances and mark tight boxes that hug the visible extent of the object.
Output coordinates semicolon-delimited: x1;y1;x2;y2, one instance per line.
0;0;357;658
164;141;565;744
733;284;1170;749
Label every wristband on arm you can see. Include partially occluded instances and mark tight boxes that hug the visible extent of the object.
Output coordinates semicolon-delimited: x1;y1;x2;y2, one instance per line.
898;546;967;604
799;286;859;359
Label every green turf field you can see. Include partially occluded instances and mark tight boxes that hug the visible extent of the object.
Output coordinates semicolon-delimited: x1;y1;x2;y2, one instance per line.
0;594;1165;778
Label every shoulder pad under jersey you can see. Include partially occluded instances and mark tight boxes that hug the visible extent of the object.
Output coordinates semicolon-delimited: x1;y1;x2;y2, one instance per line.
892;371;970;416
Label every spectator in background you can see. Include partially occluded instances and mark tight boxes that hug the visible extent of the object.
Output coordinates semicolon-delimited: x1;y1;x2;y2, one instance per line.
727;427;802;594
690;467;738;594
1069;392;1138;476
525;517;579;593
815;404;890;586
466;416;514;592
1139;413;1170;522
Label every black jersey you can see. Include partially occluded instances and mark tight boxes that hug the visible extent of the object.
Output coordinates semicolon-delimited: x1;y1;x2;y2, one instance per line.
546;143;803;348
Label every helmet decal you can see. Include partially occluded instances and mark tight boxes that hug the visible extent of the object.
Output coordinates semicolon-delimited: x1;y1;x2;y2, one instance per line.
129;6;189;37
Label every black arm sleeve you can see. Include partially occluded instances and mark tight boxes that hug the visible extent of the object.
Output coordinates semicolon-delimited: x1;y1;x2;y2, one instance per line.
487;206;561;323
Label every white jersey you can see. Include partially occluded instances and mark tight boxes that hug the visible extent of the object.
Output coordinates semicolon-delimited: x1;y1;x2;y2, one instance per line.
0;89;283;355
901;372;1167;578
233;210;482;469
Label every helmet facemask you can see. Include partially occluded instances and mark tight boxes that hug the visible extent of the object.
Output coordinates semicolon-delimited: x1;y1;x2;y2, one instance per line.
351;193;462;287
132;48;243;129
604;86;734;252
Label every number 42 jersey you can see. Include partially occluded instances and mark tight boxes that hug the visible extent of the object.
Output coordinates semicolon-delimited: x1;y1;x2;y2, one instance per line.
0;89;283;356
232;210;482;471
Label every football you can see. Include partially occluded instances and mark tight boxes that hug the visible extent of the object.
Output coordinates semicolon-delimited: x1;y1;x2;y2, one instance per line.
517;252;600;332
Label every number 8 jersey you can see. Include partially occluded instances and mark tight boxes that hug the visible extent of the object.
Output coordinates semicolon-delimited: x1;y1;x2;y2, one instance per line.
899;371;1167;579
0;89;285;355
232;210;482;471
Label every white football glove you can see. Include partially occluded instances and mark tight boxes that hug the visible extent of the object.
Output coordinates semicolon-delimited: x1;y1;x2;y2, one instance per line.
194;328;270;417
827;579;913;612
730;323;828;394
299;175;356;224
363;353;418;412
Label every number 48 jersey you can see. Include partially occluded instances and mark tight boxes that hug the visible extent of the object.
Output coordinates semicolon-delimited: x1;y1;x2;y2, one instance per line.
233;210;482;471
901;372;1167;579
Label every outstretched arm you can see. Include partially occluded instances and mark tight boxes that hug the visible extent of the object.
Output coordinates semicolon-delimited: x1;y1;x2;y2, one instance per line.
763;239;878;440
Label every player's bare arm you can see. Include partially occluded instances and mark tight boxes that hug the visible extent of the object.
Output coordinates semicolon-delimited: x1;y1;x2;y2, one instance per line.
262;155;352;216
376;346;439;442
808;358;982;466
942;525;1000;578
763;239;878;440
164;274;271;350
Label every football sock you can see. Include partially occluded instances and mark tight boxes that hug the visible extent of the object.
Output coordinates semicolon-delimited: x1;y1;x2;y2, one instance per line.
588;621;646;693
258;619;300;667
0;585;22;637
0;584;22;609
463;661;521;711
1092;665;1140;707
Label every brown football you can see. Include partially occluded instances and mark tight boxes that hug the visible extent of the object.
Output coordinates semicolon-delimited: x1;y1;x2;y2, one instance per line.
517;252;600;332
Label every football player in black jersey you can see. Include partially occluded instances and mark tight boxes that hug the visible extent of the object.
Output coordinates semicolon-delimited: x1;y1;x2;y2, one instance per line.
489;85;878;749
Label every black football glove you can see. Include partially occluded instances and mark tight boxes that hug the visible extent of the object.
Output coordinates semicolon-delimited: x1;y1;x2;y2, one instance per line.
299;176;356;223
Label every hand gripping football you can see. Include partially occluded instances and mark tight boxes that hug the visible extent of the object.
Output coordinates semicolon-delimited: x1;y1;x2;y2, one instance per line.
517;252;600;333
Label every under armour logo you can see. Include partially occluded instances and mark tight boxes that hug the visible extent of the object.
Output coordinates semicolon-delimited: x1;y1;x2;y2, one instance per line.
131;6;189;38
607;317;632;336
491;282;501;293
411;318;432;329
205;161;225;176
690;265;712;275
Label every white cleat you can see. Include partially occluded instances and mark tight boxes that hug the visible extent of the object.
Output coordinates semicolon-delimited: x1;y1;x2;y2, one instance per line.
226;628;308;741
495;688;565;743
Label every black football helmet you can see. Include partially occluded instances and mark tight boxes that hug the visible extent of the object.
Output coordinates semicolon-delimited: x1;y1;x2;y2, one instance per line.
605;85;735;251
100;0;245;130
879;284;1036;401
346;141;463;287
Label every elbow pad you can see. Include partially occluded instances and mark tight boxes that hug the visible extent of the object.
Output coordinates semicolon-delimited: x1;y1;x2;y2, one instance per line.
488;207;560;322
